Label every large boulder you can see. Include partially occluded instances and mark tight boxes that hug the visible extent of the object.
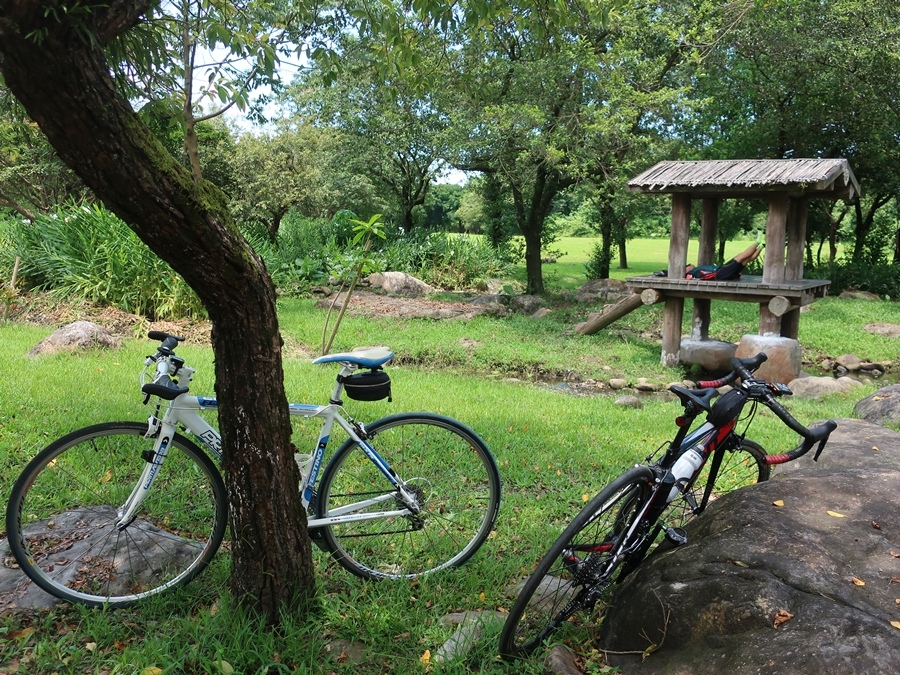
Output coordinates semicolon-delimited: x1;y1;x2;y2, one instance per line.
598;418;900;674
679;339;736;373
367;271;434;296
735;334;801;384
855;385;900;427
28;320;121;356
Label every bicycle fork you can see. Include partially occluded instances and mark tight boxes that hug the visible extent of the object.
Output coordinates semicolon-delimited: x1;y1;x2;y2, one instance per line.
114;413;176;531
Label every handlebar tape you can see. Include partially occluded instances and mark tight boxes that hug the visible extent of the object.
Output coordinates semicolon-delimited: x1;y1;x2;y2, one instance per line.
698;353;768;389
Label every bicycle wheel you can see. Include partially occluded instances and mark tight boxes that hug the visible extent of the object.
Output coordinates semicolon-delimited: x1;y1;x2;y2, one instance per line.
316;413;501;580
664;438;769;530
5;422;227;607
499;466;656;659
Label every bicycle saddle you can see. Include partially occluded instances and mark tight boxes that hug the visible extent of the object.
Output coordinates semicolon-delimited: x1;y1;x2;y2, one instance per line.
313;347;394;369
669;385;719;413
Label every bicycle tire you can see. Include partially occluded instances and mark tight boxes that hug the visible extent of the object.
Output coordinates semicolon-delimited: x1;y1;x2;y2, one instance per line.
316;413;501;580
499;466;656;659
663;437;769;530
5;422;227;607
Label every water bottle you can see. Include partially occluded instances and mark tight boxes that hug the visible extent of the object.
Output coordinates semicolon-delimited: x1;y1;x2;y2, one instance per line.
667;446;704;501
294;453;314;484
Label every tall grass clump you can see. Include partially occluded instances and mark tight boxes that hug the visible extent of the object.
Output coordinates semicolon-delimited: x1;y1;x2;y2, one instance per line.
5;203;205;319
382;230;512;290
249;210;358;294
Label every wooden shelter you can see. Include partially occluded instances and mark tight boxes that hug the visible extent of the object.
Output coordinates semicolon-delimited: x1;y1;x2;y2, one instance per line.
625;158;860;366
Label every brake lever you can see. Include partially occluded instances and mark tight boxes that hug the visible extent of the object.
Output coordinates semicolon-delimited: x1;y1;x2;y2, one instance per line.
813;438;829;462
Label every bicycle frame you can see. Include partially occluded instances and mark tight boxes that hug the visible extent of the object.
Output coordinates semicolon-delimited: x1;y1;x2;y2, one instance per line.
119;363;421;533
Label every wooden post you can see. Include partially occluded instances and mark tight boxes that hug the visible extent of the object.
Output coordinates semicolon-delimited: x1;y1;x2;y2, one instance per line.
663;194;691;365
759;196;788;335
782;198;809;339
692;197;719;340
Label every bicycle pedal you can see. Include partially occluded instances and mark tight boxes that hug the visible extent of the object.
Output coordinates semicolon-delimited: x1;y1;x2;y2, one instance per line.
664;527;688;546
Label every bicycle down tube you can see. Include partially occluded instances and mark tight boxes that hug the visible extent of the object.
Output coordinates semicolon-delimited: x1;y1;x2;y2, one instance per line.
134;394;420;530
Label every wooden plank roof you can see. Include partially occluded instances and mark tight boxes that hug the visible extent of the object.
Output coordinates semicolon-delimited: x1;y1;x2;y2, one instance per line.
628;158;860;199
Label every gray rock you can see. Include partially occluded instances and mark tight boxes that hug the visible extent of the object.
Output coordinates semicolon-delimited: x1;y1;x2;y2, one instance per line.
773;418;900;475
545;644;583;675
510;294;545;315
433;611;505;664
29;321;121;356
679;339;737;373
366;271;434;295
835;353;863;371
635;378;658;392
855;385;900;427
609;378;628;390
468;294;509;315
839;290;881;300
531;307;552;319
615;395;643;409
735;334;801;384
576;278;626;303
787;376;862;398
598;419;900;675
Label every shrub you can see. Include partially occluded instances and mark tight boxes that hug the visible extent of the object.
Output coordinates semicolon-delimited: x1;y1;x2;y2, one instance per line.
380;231;512;290
5;203;204;319
808;259;900;299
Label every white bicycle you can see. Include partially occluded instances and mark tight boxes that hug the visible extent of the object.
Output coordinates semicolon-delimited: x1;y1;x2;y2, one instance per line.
6;331;501;607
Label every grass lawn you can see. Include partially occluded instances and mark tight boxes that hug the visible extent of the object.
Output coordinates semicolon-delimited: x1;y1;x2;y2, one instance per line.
0;236;896;674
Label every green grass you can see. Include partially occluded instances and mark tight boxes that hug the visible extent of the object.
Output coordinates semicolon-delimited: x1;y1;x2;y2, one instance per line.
1;236;897;673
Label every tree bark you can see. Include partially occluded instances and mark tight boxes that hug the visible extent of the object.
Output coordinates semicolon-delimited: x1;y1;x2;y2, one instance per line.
0;0;314;623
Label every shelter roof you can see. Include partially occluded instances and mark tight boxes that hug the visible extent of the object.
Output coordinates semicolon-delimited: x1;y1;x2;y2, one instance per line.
627;158;859;199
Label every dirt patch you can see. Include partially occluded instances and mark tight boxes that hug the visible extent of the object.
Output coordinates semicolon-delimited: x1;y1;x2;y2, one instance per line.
315;290;490;320
864;323;900;338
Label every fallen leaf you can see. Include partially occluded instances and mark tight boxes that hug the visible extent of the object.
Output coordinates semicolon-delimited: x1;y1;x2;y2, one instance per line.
892;621;900;630
140;668;163;675
872;446;879;451
873;521;881;530
420;650;431;665
852;577;866;587
582;494;590;503
85;642;97;652
772;500;785;507
479;592;486;602
9;627;35;640
773;609;794;628
827;511;846;518
891;577;900;584
732;560;750;568
890;551;900;559
895;599;900;605
215;661;234;675
641;643;658;661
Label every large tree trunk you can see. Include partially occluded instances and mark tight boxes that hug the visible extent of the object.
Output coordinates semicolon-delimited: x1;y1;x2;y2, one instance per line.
0;0;314;623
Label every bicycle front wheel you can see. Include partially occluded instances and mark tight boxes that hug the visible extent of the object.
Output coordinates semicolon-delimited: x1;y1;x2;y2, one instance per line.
317;413;501;580
499;466;656;659
665;438;769;530
5;422;227;607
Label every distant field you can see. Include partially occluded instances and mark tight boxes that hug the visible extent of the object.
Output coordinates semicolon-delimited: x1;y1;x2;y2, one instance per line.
514;236;763;291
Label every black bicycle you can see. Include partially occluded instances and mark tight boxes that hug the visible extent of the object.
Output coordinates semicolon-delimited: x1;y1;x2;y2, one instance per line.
499;353;836;658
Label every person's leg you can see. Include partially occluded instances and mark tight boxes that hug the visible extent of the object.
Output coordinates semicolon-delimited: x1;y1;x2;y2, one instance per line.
733;243;762;265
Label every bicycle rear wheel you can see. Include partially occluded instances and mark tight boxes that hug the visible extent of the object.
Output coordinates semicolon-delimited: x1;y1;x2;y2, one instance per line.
499;466;655;659
664;437;769;530
317;413;501;580
5;422;227;607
